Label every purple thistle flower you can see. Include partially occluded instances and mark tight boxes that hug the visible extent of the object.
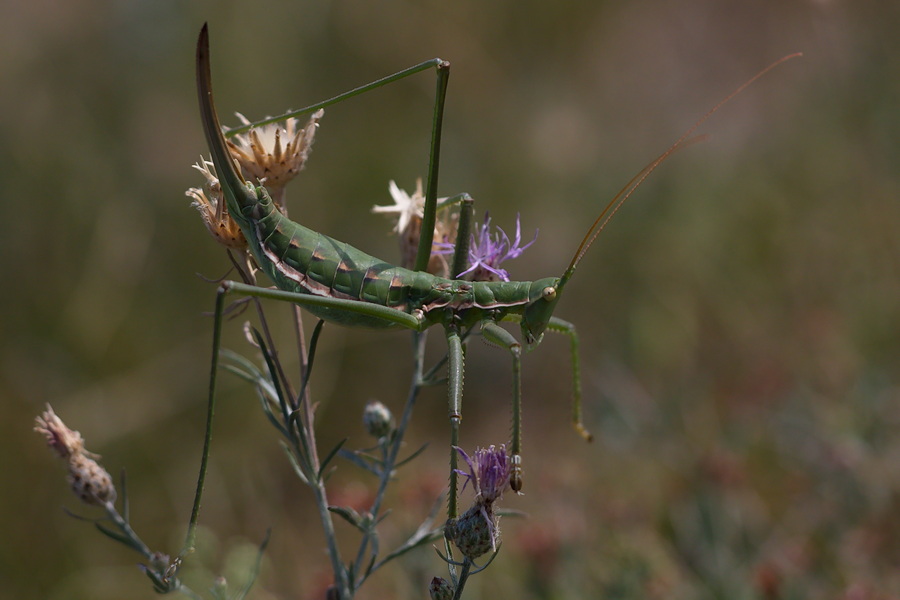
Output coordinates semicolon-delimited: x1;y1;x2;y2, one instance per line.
460;213;537;282
437;213;537;282
454;444;512;505
448;445;513;557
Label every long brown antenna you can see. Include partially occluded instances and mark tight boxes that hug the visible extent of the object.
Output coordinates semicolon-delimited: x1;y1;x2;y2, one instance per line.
558;52;802;288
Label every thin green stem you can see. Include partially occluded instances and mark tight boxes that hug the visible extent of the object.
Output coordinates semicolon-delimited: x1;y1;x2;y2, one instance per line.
102;502;201;599
352;330;428;588
452;560;473;600
312;476;350;598
103;501;153;559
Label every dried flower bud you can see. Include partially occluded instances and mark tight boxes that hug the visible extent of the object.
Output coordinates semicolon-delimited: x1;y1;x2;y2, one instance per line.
68;453;116;506
35;405;117;506
445;503;499;560
34;404;85;459
363;400;394;439
186;159;247;249
429;576;454;600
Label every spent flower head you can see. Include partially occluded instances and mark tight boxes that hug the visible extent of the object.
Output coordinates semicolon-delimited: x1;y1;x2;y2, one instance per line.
186;158;247;249
35;405;116;506
227;109;324;206
372;179;458;275
457;213;537;282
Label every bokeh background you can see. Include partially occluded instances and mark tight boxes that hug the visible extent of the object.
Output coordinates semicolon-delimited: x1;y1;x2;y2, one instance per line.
3;0;898;598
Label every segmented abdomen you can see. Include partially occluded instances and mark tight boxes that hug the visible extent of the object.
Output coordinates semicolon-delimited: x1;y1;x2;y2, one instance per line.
241;194;533;329
247;201;447;327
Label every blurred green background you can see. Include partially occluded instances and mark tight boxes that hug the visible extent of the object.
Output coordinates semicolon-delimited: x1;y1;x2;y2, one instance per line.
3;0;898;598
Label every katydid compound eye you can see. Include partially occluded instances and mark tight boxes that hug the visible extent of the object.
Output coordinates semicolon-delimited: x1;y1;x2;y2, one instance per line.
542;286;557;301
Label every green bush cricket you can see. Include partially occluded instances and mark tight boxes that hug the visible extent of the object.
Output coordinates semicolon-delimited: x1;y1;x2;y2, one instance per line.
185;23;799;559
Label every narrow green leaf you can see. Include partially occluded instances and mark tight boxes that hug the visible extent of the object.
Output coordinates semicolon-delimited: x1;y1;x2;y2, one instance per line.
255;378;288;436
337;449;381;476
279;441;310;485
317;438;348;481
234;528;272;600
220;349;261;378
249;328;289;414
373;508;392;527
373;493;445;570
119;469;129;523
296;319;325;406
363;543;378;579
469;543;502;574
95;522;144;554
328;506;367;533
395;442;430;469
380;526;444;567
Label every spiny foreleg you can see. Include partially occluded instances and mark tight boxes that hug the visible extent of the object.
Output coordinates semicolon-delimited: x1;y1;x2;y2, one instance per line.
546;316;593;442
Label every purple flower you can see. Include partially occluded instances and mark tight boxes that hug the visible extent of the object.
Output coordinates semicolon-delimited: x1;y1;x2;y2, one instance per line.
447;445;513;557
454;444;512;505
437;213;537;282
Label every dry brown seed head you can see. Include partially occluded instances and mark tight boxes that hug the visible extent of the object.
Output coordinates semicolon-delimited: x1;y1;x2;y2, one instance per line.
227;109;324;206
186;159;247;249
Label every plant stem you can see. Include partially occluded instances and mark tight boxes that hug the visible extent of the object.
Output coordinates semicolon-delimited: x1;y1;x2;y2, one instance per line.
351;330;428;587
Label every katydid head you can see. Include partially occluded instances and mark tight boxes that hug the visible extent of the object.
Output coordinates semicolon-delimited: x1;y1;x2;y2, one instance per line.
521;277;563;348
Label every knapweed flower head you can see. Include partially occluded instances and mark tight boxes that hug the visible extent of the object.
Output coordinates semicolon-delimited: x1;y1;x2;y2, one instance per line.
446;502;499;560
458;213;537;282
445;445;513;559
35;405;116;506
227;109;324;206
455;444;512;505
372;179;457;275
185;158;247;249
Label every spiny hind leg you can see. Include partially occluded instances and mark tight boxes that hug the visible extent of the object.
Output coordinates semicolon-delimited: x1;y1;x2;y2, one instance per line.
444;325;465;519
218;52;454;275
480;321;524;493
